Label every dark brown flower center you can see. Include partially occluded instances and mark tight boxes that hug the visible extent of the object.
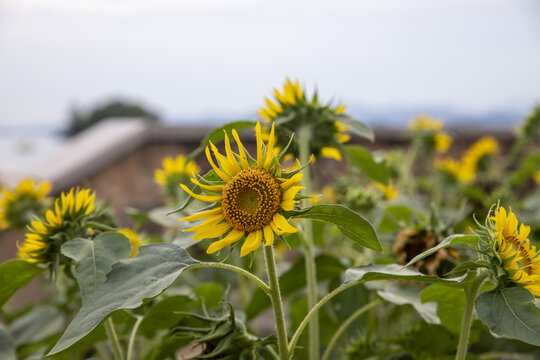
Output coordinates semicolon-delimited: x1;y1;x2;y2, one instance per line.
221;168;282;232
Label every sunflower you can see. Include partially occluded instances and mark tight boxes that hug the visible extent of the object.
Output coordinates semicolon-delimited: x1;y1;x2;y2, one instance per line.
257;78;350;161
490;206;540;296
178;122;303;256
18;188;96;265
0;178;51;230
409;115;452;154
155;155;200;201
460;136;499;182
118;228;142;258
409;115;444;132
373;182;399;201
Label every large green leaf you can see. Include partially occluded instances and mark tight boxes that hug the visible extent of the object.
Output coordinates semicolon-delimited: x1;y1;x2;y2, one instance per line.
284;204;381;251
345;264;468;287
376;284;439;324
246;254;346;319
138;295;195;338
61;232;131;304
0;323;16;360
0;259;43;308
187;120;256;161
344;145;388;184
329;114;374;142
421;284;466;334
48;243;199;355
476;287;540;346
405;234;478;268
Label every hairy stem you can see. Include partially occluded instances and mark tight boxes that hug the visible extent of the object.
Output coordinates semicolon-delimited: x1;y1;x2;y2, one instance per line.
298;125;320;360
264;245;289;360
126;315;143;360
104;317;125;360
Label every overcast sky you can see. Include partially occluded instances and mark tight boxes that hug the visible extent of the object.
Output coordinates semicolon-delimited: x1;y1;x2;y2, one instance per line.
1;0;539;127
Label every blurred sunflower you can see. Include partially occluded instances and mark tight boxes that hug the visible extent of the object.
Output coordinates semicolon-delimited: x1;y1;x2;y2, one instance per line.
374;182;399;201
489;206;540;296
178;122;303;256
460;136;499;183
257;78;351;161
409;115;452;154
0;178;51;230
118;228;142;258
18;188;96;266
154;155;200;202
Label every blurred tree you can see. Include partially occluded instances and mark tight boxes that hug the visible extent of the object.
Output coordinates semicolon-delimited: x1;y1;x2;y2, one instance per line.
66;100;159;136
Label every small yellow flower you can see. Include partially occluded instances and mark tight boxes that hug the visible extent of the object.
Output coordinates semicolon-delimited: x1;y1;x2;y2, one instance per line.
490;206;540;296
18;188;95;264
436;158;471;183
409;115;444;132
433;132;452;154
118;228;142;258
460;136;499;182
0;178;51;230
178;122;304;257
374;182;398;201
154;155;200;186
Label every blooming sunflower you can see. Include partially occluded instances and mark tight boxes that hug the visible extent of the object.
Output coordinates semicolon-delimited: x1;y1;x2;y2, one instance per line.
178;122;303;256
460;136;499;183
18;188;96;265
490;206;540;296
155;155;200;201
0;178;51;230
257;78;351;161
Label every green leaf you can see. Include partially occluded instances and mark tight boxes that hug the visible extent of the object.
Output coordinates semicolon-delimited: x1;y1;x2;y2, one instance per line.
194;282;224;308
0;323;16;360
476;287;540;346
284;204;381;251
138;295;195;338
330;114;374;142
377;204;414;233
508;152;540;186
344;145;388;184
345;264;468;287
61;232;132;304
7;306;64;347
246;254;346;319
48;243;199;355
376;284;439;324
421;285;466;334
405;234;478;268
0;259;43;308
187;120;256;161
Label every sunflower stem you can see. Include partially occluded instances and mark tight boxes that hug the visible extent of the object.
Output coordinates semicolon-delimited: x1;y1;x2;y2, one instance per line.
126;315;143;360
298;125;320;360
264;245;289;360
104;317;125;360
455;269;490;360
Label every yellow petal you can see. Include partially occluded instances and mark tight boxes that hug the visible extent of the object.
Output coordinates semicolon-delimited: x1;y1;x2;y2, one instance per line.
46;210;60;226
232;129;250;169
178;207;222;222
278;173;303;189
206;229;245;254
240;230;263;257
264;122;276;169
179;184;221;203
256;122;263;168
223;131;242;174
31;221;47;234
193;222;231;241
190;177;224;192
272;213;298;234
183;214;225;232
283;186;304;200
281;199;298;211
321;147;342;161
263;225;275;247
205;147;231;181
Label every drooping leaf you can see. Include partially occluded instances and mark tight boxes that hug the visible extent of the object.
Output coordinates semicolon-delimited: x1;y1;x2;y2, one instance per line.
48;243;199;355
246;254;346;319
476;287;540;346
421;284;466;334
187;121;257;161
329;114;374;142
138;295;195;338
345;264;468;287
7;306;64;347
0;323;16;360
284;204;381;251
0;259;43;308
61;232;132;304
376;284;439;325
344;145;388;184
405;234;478;268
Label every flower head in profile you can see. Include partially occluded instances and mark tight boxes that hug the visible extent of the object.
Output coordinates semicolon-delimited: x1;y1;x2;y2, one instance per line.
0;178;51;230
257;78;350;161
409;115;452;154
460;136;499;183
488;206;540;296
18;188;96;266
154;155;200;201
178;122;303;256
